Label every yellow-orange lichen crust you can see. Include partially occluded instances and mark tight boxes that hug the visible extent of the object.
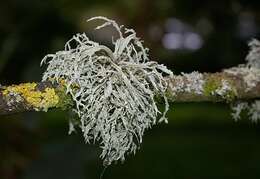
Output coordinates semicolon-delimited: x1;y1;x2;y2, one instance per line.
3;83;59;111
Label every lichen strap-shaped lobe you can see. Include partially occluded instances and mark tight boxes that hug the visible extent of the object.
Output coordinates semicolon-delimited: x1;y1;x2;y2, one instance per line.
41;16;173;165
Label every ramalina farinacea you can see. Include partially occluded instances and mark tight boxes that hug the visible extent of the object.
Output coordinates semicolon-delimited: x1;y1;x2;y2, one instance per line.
41;16;173;165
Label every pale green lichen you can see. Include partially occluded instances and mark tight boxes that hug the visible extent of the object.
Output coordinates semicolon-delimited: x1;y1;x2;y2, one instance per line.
249;100;260;122
41;16;173;165
3;83;60;111
231;100;260;123
229;39;260;122
231;101;248;121
225;39;260;91
246;39;260;68
225;67;260;91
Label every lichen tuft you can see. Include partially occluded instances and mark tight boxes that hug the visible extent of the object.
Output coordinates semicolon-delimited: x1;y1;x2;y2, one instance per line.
41;16;172;165
229;39;260;122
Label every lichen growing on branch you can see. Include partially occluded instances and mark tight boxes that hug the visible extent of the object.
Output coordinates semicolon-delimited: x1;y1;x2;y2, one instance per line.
231;100;260;122
41;16;173;165
246;39;260;68
225;39;260;91
228;39;260;122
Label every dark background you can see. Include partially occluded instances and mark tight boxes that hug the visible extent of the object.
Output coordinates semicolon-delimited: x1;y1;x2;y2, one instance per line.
1;0;260;178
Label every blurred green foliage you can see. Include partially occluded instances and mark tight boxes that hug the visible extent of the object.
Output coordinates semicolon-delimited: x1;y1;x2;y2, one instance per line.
1;0;260;178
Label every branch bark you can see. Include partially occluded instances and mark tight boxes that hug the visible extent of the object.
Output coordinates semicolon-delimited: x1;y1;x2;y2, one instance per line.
0;70;259;115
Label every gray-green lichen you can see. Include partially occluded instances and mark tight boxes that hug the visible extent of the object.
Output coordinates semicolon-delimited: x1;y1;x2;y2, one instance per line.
246;39;260;68
225;39;260;92
41;16;173;165
231;100;260;123
229;39;260;122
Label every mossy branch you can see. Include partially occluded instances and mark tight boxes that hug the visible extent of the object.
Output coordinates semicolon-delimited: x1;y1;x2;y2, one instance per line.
0;69;259;115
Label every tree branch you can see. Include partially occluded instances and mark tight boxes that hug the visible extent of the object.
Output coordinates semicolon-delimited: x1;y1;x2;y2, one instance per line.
0;70;259;115
166;71;260;102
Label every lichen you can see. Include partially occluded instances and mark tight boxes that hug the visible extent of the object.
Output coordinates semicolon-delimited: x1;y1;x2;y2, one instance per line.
249;100;260;122
225;39;260;91
170;71;204;96
3;83;59;111
41;16;172;165
246;39;260;68
225;67;260;91
231;101;248;121
231;100;260;123
229;39;260;122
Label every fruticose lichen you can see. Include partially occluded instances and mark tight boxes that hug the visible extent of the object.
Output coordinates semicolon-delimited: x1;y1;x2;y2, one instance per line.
41;16;173;165
229;39;260;122
231;101;248;121
231;100;260;123
3;83;59;111
225;39;260;91
246;39;260;68
249;100;260;122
